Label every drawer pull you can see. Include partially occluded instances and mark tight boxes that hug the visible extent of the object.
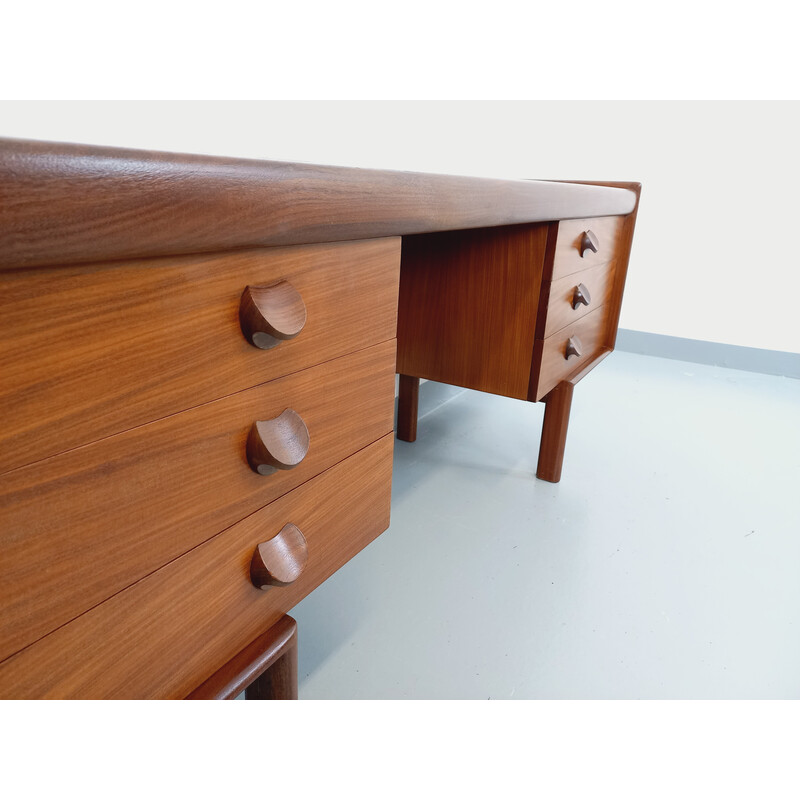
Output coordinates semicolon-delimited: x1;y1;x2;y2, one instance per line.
240;281;307;350
250;523;309;589
246;408;310;476
579;230;599;258
565;336;583;360
571;283;591;309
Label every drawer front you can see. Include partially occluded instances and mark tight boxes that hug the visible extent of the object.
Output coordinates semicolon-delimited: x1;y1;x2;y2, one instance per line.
542;261;616;338
0;340;396;663
0;237;400;474
0;434;394;699
532;306;610;400
551;216;623;280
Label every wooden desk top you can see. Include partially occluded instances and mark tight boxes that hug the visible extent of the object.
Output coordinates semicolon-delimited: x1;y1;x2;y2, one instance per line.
0;137;637;270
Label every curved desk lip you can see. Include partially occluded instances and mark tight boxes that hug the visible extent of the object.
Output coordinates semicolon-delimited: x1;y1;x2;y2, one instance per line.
0;136;639;271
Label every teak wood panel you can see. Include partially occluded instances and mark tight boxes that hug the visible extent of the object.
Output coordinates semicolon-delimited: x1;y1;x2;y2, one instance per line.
539;260;617;338
549;216;624;280
0;340;396;663
397;224;549;400
594;187;642;352
531;305;610;401
0;238;400;475
0;138;637;270
0;435;394;699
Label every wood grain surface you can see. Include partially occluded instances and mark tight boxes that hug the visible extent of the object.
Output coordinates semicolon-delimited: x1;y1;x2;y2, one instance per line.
544;184;641;354
549;216;624;280
0;340;396;663
0;238;400;475
531;305;610;401
0;138;637;270
528;184;641;401
539;260;617;338
0;434;394;699
397;224;549;399
594;185;642;351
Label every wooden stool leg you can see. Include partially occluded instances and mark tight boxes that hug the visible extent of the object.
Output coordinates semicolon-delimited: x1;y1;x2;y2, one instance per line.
397;374;420;442
245;623;298;700
536;381;574;483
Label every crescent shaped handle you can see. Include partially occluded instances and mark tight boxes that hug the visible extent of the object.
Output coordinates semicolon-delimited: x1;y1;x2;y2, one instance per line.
250;523;309;589
579;230;599;258
239;281;307;350
246;408;310;476
572;283;591;309
565;336;583;360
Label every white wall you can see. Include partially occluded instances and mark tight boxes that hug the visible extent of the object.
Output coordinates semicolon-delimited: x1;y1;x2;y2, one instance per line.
2;101;797;353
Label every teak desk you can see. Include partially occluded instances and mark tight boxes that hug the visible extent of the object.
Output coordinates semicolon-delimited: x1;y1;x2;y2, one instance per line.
0;138;640;699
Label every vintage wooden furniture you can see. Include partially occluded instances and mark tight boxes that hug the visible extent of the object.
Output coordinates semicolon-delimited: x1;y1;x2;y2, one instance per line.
0;138;640;699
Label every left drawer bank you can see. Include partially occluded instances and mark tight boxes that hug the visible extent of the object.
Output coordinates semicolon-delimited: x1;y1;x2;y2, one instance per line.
0;238;401;698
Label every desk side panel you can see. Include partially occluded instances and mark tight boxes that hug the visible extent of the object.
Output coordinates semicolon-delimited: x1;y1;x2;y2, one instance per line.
396;224;549;400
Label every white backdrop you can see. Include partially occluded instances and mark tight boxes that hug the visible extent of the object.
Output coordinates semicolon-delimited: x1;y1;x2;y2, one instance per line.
2;101;797;354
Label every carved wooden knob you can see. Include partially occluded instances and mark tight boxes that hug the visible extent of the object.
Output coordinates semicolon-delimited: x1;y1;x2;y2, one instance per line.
565;336;583;360
250;523;309;589
572;282;591;309
239;281;307;350
246;409;310;476
579;230;599;257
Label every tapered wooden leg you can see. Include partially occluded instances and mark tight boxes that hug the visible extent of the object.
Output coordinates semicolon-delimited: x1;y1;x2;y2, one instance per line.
397;374;420;442
186;615;298;700
536;381;574;483
245;623;298;700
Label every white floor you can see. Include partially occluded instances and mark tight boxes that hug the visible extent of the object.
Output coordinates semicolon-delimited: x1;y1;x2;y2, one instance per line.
292;352;800;699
